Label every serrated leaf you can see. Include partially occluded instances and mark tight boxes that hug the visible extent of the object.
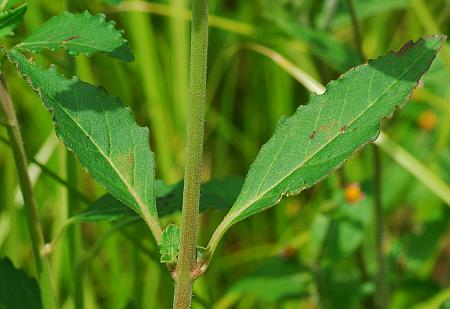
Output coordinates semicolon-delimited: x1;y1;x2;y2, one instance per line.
0;3;26;38
160;224;181;264
215;36;445;238
72;178;244;223
15;11;133;61
0;257;43;309
7;49;160;239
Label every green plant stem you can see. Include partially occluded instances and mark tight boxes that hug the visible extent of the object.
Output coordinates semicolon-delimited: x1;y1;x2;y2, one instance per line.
322;0;338;30
66;152;84;309
0;75;57;309
126;11;178;183
0;135;90;203
346;3;388;305
375;132;450;205
345;0;364;61
110;1;254;36
173;0;209;308
373;145;388;308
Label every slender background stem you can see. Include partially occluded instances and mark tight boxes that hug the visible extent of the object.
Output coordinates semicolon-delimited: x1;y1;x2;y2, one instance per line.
345;0;364;61
373;146;388;309
346;1;388;307
0;75;58;309
173;0;209;308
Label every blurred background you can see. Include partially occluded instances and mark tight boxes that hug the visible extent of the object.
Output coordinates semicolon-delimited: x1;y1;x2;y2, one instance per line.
0;0;449;308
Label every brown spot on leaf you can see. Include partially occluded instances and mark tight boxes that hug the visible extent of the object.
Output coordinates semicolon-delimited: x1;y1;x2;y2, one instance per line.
340;125;348;133
127;153;134;166
309;130;316;140
62;35;80;44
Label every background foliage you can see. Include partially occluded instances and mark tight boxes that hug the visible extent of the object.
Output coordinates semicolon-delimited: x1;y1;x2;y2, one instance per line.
0;0;449;308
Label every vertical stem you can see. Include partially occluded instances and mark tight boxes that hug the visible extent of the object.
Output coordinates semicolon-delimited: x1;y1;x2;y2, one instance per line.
0;75;57;309
127;11;179;182
173;0;208;308
345;0;364;61
322;0;338;30
66;152;84;309
374;146;387;308
346;2;388;306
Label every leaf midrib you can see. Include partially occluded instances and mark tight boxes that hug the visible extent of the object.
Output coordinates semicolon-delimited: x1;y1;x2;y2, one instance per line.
16;41;118;52
227;45;432;223
38;77;158;232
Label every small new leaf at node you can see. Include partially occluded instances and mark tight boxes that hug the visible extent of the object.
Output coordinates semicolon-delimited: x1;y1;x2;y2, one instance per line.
160;224;181;264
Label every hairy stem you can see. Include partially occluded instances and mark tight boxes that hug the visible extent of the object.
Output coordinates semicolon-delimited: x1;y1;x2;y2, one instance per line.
0;75;57;309
173;0;209;308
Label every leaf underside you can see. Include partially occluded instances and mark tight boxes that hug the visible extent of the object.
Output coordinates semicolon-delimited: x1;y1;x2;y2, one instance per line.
15;11;133;61
0;3;26;38
8;49;158;231
221;35;445;231
160;224;181;263
0;258;43;309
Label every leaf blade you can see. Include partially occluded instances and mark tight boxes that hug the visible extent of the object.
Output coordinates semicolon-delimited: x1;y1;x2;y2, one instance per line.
262;13;360;72
216;36;446;238
7;49;161;240
0;257;43;309
0;3;26;38
15;11;133;61
72;178;244;223
0;0;20;11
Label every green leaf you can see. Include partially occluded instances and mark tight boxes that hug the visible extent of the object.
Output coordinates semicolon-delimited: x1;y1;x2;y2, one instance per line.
71;194;137;223
226;258;312;303
229;273;311;303
317;0;409;30
0;3;26;38
160;224;181;264
7;49;160;238
0;0;20;11
215;36;445;238
104;0;123;5
15;11;133;61
72;178;244;223
0;257;43;309
262;13;360;72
